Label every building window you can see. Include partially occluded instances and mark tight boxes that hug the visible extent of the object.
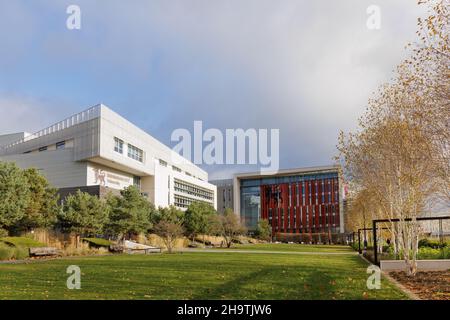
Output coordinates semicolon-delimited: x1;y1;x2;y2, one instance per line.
38;146;47;152
127;144;143;162
159;159;168;167
56;141;65;150
114;137;124;154
174;178;214;202
172;165;181;172
133;176;141;189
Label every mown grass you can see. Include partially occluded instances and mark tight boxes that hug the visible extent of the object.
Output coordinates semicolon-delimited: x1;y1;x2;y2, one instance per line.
0;250;407;300
221;243;354;253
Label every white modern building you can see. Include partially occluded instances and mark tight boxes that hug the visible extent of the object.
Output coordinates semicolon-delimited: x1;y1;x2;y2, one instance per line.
0;104;216;210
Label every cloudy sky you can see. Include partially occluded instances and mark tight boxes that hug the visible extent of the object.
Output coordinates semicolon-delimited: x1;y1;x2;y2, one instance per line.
0;0;427;179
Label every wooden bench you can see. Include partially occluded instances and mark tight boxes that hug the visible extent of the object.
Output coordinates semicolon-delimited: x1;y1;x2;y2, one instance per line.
109;245;161;254
29;247;60;257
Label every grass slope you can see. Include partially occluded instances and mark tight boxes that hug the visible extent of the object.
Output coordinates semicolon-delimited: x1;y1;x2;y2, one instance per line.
0;237;45;248
82;238;114;247
0;250;407;300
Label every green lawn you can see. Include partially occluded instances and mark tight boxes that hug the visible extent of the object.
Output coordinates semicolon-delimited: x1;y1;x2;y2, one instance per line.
221;243;355;253
0;248;408;300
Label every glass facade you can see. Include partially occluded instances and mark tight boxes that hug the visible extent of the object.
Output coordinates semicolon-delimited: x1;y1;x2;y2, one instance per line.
239;171;340;233
240;186;260;229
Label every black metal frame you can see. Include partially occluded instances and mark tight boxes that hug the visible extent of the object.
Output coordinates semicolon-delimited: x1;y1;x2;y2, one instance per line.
357;227;389;254
372;216;450;265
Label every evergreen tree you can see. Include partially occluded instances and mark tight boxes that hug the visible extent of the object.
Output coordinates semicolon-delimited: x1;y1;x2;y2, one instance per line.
13;168;59;232
183;201;216;244
0;162;30;234
105;186;155;240
58;190;108;246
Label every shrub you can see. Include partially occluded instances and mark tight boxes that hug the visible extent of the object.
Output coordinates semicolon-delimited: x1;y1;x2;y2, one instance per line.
417;247;450;260
0;243;29;260
12;246;29;260
418;238;448;249
0;243;14;260
0;228;8;238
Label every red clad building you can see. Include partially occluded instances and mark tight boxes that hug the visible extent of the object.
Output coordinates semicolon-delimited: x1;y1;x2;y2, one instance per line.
233;166;344;241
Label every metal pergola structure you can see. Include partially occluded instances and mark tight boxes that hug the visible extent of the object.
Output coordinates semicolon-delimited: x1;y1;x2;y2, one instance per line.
372;216;450;265
356;227;390;254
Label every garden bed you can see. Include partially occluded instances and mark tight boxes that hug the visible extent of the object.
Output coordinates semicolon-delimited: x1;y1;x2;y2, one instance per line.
390;270;450;300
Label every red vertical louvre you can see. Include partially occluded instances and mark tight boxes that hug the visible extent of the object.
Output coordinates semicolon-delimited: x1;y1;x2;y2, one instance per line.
266;186;275;234
291;183;297;232
331;178;335;203
260;185;265;220
296;184;301;231
318;179;322;204
276;185;281;233
320;205;326;231
315;204;320;230
271;186;276;235
305;180;309;206
282;184;289;231
326;179;330;204
335;178;339;203
335;204;340;228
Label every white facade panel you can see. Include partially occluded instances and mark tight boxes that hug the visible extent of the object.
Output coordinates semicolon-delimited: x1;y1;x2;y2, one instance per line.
0;149;88;188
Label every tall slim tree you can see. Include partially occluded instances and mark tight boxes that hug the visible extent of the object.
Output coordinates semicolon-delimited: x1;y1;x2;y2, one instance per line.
337;0;448;276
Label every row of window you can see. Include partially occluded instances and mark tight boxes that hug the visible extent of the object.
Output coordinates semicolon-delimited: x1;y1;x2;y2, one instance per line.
174;194;210;209
158;159;204;181
23;140;66;154
114;137;144;163
174;178;214;201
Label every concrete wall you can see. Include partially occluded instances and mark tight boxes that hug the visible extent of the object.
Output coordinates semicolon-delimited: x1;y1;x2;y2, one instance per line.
0;149;88;188
210;179;233;213
0;132;29;147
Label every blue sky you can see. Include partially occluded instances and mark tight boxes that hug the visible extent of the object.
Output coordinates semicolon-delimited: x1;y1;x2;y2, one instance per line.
0;0;427;179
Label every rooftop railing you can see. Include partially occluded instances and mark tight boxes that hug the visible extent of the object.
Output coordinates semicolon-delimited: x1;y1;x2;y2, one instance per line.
0;105;101;151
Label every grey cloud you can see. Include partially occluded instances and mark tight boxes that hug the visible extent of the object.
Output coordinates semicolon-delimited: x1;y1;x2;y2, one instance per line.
0;0;428;176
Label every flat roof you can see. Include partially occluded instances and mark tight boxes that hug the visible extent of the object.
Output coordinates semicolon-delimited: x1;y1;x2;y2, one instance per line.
234;165;340;180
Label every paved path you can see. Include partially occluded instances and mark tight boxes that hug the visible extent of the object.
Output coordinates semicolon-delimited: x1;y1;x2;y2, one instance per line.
177;248;358;255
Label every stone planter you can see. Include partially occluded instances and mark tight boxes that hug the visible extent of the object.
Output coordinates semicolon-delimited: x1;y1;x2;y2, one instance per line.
380;259;450;271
